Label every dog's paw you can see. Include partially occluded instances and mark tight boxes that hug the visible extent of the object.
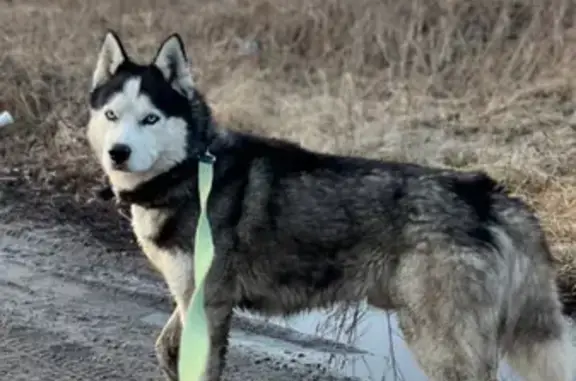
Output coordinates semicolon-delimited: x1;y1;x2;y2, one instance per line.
156;342;180;381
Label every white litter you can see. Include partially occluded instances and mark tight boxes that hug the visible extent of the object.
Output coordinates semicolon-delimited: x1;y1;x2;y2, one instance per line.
0;111;14;127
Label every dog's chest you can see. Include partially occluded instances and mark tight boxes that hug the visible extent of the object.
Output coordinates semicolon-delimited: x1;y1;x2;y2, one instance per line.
130;205;176;267
130;205;194;306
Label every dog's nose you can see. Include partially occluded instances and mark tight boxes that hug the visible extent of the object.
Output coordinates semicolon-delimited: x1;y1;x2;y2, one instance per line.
108;144;131;165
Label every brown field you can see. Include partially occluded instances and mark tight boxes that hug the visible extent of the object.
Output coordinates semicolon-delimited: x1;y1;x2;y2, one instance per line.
2;0;576;311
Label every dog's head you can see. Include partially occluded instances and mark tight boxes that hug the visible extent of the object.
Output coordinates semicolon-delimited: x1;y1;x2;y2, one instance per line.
87;31;207;192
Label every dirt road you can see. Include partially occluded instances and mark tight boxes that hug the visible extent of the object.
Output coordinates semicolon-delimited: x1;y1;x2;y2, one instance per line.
0;203;362;381
2;190;574;381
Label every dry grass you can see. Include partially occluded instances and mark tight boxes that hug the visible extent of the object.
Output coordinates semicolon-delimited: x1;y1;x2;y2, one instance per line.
2;0;576;304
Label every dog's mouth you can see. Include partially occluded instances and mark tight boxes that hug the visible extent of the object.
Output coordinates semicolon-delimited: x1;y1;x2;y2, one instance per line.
110;162;130;172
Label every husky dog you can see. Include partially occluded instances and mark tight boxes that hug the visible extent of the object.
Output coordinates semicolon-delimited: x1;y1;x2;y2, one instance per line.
86;30;573;381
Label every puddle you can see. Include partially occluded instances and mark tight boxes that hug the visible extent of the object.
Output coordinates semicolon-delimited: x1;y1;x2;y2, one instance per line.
250;303;522;381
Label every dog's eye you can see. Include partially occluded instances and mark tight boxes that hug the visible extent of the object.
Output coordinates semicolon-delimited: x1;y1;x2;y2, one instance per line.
141;114;160;126
104;110;118;121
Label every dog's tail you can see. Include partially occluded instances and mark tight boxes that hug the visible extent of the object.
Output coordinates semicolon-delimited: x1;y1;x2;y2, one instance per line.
506;328;573;381
490;208;574;381
503;275;573;381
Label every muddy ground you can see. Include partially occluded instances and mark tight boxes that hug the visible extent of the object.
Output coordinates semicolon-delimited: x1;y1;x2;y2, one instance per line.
1;174;575;381
0;181;367;380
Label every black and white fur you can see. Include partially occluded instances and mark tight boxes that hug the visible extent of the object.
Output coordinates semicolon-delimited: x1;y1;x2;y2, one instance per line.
86;31;573;381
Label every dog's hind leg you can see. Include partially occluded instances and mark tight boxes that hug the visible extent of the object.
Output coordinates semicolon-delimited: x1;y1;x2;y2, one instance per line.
393;244;502;381
504;281;573;381
396;307;500;381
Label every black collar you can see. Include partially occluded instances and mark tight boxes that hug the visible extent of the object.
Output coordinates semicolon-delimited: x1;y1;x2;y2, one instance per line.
115;151;217;208
116;157;199;208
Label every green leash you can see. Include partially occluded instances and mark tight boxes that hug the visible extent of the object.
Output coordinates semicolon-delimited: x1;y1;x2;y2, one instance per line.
178;152;216;381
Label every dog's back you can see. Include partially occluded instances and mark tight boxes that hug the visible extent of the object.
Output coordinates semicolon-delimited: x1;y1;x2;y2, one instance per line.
213;134;572;381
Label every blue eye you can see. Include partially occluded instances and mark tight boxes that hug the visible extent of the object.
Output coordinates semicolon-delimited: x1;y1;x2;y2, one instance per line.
105;110;118;121
142;114;160;125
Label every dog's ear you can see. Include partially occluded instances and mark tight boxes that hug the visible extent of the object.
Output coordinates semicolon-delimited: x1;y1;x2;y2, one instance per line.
152;34;195;99
92;30;128;91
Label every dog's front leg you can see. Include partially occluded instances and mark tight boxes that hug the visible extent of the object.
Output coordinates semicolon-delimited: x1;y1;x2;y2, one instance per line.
201;300;234;381
155;277;234;380
163;301;233;381
149;249;195;380
155;307;182;381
